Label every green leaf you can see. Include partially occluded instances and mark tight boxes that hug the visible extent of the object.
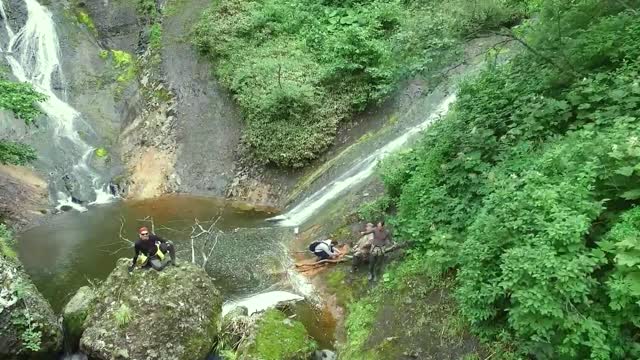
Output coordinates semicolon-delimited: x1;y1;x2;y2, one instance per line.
622;189;640;200
617;252;640;267
616;166;635;176
626;272;640;296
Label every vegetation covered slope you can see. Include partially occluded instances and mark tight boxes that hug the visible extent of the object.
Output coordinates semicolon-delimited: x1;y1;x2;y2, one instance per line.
192;0;531;167
0;71;46;165
345;0;640;359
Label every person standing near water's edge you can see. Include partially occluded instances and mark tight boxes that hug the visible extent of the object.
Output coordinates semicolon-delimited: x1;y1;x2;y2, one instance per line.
360;221;393;282
128;227;177;272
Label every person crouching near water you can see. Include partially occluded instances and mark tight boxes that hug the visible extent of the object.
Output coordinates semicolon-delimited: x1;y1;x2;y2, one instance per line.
128;227;177;273
311;238;342;261
359;220;393;282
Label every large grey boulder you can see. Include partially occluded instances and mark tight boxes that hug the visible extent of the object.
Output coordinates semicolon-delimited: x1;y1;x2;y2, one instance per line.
0;255;63;359
63;285;96;347
79;258;222;360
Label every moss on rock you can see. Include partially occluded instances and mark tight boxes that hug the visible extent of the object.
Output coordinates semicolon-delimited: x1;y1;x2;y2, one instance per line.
79;258;222;360
241;309;317;360
75;9;97;35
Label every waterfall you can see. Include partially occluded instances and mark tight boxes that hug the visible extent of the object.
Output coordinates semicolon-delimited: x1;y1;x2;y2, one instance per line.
270;93;457;227
0;0;116;210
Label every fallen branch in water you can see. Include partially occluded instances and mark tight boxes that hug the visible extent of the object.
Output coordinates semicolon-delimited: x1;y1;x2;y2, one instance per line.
118;216;132;244
295;258;348;268
188;215;223;267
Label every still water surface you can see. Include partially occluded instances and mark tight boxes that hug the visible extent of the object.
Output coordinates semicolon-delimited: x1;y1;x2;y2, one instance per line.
18;195;279;311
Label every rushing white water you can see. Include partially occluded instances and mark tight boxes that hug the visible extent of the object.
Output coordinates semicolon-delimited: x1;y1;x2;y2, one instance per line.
0;0;116;209
270;93;457;227
0;0;13;48
222;290;305;316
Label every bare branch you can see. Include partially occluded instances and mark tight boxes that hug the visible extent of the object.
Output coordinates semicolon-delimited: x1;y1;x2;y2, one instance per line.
188;215;224;268
119;216;132;244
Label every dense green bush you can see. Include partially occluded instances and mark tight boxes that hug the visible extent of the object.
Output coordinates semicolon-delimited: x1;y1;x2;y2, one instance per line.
0;79;46;124
376;1;640;358
193;0;529;166
0;141;37;165
0;74;45;165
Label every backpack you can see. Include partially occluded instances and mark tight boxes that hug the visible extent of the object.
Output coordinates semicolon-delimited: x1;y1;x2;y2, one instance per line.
308;241;321;252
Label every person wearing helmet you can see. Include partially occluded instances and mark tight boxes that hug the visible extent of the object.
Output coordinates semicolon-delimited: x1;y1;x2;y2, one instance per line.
128;227;177;272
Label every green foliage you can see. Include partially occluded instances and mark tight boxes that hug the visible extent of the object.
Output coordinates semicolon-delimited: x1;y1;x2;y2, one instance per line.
377;1;640;358
149;23;163;52
0;74;43;165
0;141;36;165
111;51;135;74
0;79;46;124
10;280;43;353
95;147;108;158
341;298;377;360
246;309;317;360
356;195;391;222
193;0;530;167
0;224;17;260
114;303;133;328
75;9;97;34
100;49;137;85
137;0;158;19
599;208;640;350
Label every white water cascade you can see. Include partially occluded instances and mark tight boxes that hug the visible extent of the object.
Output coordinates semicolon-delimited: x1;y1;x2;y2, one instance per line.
0;0;116;210
270;93;457;227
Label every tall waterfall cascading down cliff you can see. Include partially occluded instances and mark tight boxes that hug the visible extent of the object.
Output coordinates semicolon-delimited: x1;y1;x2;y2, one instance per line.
0;0;116;210
269;93;457;227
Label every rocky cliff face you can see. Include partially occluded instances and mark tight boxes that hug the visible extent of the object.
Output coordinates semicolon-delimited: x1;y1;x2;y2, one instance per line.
74;0;247;202
0;254;63;359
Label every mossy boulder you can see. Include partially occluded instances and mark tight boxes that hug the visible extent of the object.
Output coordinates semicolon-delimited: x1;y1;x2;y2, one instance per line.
79;258;222;360
239;309;317;360
62;285;96;347
0;255;63;359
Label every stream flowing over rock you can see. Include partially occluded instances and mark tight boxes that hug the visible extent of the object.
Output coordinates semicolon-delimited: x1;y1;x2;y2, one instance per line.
78;258;222;360
0;255;63;359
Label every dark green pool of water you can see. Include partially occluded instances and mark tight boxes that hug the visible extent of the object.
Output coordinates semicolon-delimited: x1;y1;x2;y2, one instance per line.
18;195;279;312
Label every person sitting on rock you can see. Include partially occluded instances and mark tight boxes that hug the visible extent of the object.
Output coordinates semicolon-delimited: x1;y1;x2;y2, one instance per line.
351;222;374;273
310;238;341;261
359;220;394;282
128;226;177;272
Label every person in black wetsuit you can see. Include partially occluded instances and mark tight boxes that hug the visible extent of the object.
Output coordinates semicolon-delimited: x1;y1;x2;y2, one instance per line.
128;226;177;272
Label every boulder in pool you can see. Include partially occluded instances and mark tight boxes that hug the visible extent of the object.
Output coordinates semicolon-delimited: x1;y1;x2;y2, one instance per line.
79;258;222;360
63;285;96;347
0;254;63;359
236;308;317;360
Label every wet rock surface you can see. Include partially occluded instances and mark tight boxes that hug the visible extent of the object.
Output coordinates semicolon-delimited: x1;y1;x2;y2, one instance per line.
0;255;63;359
79;0;139;52
161;0;242;198
79;258;222;360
